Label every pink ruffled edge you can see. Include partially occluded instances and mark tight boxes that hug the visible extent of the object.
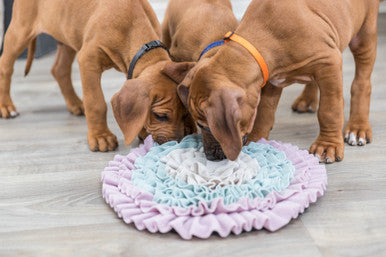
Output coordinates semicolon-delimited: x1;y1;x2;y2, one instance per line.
101;136;327;239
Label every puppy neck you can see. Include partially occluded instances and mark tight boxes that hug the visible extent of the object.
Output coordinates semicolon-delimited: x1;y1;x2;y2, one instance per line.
129;47;171;79
210;42;265;91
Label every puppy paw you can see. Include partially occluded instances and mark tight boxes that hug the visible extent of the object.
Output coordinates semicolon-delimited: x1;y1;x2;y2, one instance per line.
247;131;270;144
344;121;372;146
310;139;344;163
292;94;318;113
67;99;85;116
0;102;19;119
88;131;118;152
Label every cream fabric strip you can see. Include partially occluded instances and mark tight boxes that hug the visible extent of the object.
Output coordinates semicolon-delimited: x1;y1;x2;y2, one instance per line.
161;147;260;190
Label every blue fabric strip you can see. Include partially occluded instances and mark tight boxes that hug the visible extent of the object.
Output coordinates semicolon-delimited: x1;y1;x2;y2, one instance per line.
198;41;225;60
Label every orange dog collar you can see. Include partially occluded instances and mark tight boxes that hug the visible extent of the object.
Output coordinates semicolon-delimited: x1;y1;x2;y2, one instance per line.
224;32;269;87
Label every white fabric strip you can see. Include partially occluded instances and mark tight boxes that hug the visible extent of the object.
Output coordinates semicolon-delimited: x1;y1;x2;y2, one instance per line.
161;147;260;190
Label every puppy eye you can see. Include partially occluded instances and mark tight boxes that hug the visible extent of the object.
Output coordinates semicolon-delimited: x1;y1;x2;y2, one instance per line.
153;112;169;122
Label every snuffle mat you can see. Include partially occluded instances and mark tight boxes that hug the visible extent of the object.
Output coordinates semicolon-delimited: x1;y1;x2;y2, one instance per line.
102;135;327;239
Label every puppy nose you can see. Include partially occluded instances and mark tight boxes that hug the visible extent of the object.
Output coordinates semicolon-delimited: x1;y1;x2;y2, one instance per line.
155;136;169;145
204;147;226;161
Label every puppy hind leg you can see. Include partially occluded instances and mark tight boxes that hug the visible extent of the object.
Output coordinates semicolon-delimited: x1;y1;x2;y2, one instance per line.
292;81;319;113
0;25;36;118
51;44;84;116
344;20;377;146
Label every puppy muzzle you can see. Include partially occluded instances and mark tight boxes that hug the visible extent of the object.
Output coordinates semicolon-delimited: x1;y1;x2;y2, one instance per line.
202;131;248;161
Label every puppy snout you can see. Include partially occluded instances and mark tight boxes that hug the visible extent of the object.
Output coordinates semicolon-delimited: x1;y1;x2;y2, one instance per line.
155;136;169;145
204;146;227;161
155;131;184;145
202;132;249;161
202;131;226;161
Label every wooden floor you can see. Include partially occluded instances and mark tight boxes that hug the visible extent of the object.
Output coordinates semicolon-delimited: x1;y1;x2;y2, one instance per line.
1;5;386;257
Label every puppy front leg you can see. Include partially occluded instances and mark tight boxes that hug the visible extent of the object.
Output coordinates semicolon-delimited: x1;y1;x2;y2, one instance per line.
51;44;84;116
310;57;344;163
77;49;118;152
248;83;282;142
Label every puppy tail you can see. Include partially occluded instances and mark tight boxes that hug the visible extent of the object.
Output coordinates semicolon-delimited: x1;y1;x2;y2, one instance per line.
24;38;37;77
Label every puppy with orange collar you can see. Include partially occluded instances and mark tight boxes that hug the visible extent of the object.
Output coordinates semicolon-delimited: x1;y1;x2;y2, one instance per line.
0;0;195;151
178;0;381;163
161;0;238;62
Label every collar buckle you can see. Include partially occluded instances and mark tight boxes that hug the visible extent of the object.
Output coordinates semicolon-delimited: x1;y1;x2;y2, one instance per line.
223;31;235;41
144;41;160;50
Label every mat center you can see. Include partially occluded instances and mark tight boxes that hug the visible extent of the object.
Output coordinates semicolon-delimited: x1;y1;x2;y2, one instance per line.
161;147;260;189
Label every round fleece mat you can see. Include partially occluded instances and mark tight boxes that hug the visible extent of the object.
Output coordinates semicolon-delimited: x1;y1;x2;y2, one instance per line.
101;135;327;239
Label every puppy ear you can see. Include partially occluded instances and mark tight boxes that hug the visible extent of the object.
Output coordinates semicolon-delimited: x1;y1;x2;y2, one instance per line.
206;88;244;161
177;83;190;107
111;79;150;146
161;61;196;84
176;64;197;108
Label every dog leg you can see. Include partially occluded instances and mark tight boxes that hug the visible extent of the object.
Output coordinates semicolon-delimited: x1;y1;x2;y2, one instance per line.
310;55;344;163
248;83;282;142
77;48;118;152
51;43;84;116
0;23;35;118
344;19;377;146
292;81;319;113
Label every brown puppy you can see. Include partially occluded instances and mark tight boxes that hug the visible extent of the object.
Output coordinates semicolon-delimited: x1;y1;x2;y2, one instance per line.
178;0;380;163
161;0;238;62
161;0;238;153
0;0;195;151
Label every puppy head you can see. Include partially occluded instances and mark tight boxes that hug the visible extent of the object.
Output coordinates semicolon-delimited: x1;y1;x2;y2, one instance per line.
178;63;259;161
111;61;197;146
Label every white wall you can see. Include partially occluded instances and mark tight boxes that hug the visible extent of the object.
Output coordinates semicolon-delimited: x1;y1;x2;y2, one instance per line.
149;0;385;23
381;1;386;13
231;0;252;20
149;0;252;22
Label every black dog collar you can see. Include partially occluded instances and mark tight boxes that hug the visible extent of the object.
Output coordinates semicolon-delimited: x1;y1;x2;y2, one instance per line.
127;40;170;79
